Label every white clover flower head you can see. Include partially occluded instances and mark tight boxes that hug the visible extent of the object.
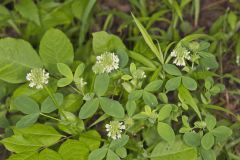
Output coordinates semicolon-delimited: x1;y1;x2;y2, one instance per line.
78;78;87;88
105;121;125;140
171;46;191;66
26;68;49;89
93;52;119;74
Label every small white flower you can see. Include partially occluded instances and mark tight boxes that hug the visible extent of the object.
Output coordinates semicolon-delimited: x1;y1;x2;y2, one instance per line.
26;68;49;89
93;52;119;74
76;78;87;89
171;46;191;66
105;121;125;140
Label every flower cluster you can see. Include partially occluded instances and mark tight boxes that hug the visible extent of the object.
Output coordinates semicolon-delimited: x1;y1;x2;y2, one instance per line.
105;121;125;140
26;68;49;89
171;46;191;66
76;78;87;89
92;52;119;74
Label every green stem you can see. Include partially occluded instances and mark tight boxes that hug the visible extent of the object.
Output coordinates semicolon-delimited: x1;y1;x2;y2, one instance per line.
40;113;61;122
44;86;68;120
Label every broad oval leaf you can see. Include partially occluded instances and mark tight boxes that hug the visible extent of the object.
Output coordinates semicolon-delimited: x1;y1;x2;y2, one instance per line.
15;0;40;25
16;113;39;128
40;28;74;73
128;90;143;100
183;132;201;147
57;63;73;79
201;132;215;150
151;139;197;160
163;64;182;76
165;77;181;91
13;124;62;146
79;130;101;151
41;93;63;113
94;73;110;97
7;151;39;160
0;38;42;83
158;104;172;121
88;148;108;160
39;148;62;160
79;98;99;119
144;80;163;92
143;91;158;107
14;96;40;114
59;139;89;160
182;76;197;91
99;97;125;118
1;135;42;153
157;122;175;143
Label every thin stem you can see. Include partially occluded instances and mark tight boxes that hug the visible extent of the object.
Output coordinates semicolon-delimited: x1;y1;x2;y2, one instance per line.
44;85;68;120
40;113;61;122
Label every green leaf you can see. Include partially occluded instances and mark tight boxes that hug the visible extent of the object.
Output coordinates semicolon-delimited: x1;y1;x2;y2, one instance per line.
183;132;201;147
157;122;175;143
106;149;120;160
15;0;40;25
59;139;89;160
79;98;99;119
71;0;88;20
39;149;62;160
99;97;125;118
115;147;127;158
0;38;42;83
158;104;172;121
178;85;202;119
205;115;216;131
41;93;63;113
1;135;42;153
79;130;101;151
151;139;197;160
144;80;163;92
57;78;73;87
211;126;232;141
200;148;216;160
109;135;129;150
88;148;108;160
10;80;57;111
143;91;158;107
94;73;110;96
201;132;214;150
227;11;237;30
14;96;40;114
13;124;62;146
116;49;129;68
182;76;197;91
128;90;143;100
57;63;73;79
40;28;74;73
126;100;136;117
0;111;10;128
163;64;182;76
7;151;39;160
131;14;164;64
16;113;39;128
74;63;85;82
92;31;126;54
165;77;181;91
62;94;82;113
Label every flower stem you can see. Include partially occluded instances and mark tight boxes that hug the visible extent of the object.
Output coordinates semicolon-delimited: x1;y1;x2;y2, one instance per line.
40;113;61;122
44;85;68;120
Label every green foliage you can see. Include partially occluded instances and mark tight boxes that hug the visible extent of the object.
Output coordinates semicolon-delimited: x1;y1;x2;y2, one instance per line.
0;1;238;160
0;38;42;83
39;28;74;73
